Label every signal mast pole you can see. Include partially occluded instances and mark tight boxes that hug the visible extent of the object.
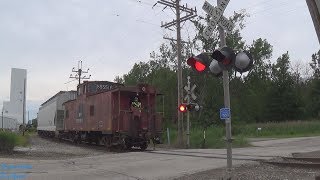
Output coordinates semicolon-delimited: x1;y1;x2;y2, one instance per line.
216;0;232;176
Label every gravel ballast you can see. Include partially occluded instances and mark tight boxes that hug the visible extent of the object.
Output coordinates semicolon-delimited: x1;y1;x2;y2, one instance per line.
0;135;110;160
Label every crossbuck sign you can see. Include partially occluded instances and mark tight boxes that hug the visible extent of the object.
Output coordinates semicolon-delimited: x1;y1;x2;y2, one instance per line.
184;84;197;101
202;0;235;40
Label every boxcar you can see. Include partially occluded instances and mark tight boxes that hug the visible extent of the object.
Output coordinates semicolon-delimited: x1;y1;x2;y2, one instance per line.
37;91;77;137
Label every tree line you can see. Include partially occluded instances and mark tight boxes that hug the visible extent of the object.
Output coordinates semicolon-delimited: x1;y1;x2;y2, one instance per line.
115;11;320;128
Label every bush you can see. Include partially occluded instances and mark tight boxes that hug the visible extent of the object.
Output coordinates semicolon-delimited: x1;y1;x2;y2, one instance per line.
0;131;29;154
0;131;19;153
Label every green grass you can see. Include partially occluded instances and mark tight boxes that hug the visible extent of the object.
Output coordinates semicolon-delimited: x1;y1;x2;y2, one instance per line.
16;133;30;147
233;120;320;138
163;126;249;149
161;127;177;145
0;131;29;153
163;120;320;149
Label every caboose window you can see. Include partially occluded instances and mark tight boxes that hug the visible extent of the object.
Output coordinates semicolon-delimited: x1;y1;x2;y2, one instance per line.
83;85;86;94
78;104;84;118
65;109;69;118
77;87;81;96
90;105;94;116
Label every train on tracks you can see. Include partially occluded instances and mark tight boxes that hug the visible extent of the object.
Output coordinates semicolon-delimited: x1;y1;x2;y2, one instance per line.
37;81;163;150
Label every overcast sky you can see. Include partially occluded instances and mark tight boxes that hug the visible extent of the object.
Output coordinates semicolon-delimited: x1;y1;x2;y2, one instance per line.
0;0;318;120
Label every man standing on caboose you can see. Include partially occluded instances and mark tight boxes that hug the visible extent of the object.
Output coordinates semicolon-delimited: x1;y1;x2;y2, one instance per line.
131;96;141;109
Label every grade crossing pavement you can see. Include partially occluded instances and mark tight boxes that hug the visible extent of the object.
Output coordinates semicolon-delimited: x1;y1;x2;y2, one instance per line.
2;136;320;180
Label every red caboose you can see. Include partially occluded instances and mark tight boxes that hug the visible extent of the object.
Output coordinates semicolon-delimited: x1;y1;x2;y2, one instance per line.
61;81;163;150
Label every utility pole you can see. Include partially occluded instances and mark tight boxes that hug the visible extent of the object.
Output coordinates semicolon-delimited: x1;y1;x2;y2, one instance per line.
70;60;91;85
157;0;197;146
1;108;3;130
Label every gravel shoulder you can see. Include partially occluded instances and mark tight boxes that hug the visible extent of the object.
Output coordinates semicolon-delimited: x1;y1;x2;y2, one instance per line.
0;135;110;160
174;162;320;180
175;150;320;180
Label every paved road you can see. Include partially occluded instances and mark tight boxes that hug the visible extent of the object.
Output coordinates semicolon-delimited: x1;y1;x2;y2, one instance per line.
2;136;320;180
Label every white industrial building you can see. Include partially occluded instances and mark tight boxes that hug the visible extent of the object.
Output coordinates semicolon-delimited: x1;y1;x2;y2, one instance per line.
0;115;18;130
2;68;27;129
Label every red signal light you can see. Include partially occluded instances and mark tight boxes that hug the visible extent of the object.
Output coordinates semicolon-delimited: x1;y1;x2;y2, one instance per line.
187;54;209;73
222;58;231;65
179;104;187;113
195;61;206;72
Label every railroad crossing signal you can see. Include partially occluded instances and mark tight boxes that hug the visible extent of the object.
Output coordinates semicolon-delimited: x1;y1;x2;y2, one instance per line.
202;0;235;40
180;76;201;113
197;0;239;178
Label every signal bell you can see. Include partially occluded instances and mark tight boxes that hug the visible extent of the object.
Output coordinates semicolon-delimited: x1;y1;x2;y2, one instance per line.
234;51;253;73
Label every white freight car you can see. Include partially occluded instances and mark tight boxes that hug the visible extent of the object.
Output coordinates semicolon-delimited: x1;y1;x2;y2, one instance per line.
37;91;76;137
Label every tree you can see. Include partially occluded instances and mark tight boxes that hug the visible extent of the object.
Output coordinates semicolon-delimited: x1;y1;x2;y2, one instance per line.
310;50;320;78
265;52;303;121
122;62;150;85
114;75;124;84
307;50;320;118
235;38;273;123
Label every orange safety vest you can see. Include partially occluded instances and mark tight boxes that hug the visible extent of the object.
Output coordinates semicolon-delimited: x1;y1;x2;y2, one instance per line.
132;101;141;108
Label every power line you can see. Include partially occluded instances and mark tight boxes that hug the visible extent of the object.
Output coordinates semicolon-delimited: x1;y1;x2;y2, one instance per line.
249;0;299;16
136;19;159;27
135;19;165;35
127;0;164;21
243;0;291;11
128;0;156;6
246;4;306;24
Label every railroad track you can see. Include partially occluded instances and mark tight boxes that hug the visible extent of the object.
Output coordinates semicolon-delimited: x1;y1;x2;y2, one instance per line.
39;135;143;153
261;156;320;168
146;150;268;161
